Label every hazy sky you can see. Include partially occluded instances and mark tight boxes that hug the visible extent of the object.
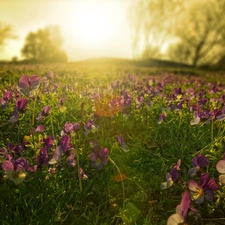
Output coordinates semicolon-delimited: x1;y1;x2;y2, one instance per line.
0;0;134;61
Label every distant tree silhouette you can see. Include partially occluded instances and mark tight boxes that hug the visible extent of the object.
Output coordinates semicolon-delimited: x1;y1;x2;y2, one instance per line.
21;26;67;63
0;23;16;48
129;0;225;67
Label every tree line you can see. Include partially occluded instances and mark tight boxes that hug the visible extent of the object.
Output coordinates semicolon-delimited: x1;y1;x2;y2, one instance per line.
129;0;225;67
0;23;67;63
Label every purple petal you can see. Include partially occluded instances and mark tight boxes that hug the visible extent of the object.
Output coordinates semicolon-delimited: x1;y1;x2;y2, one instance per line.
180;191;191;219
67;150;76;167
35;125;44;132
60;135;70;152
205;178;219;191
216;160;225;173
170;167;179;182
15;158;29;169
29;75;41;89
90;152;97;161
2;160;14;171
64;122;74;133
42;105;51;114
99;148;109;158
16;98;28;111
197;155;209;167
199;173;209;188
204;190;214;202
18;75;29;91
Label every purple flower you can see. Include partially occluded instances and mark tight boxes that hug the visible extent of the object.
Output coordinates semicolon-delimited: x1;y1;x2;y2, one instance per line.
61;122;80;136
188;152;209;177
36;147;49;167
2;157;29;185
9;98;28;123
158;113;167;124
48;135;71;164
160;159;181;189
0;91;12;107
216;158;225;184
167;191;191;225
84;120;99;135
37;105;51;120
90;146;109;170
188;173;219;204
215;106;225;121
17;74;41;96
67;150;76;167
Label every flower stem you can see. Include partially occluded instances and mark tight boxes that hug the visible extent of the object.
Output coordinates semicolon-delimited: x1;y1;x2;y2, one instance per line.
32;94;37;129
109;157;125;210
211;119;214;142
73;142;82;192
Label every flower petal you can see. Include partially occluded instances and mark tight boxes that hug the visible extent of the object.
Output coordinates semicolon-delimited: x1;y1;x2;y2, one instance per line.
216;160;225;173
204;190;214;202
219;174;225;184
188;180;199;192
167;213;183;225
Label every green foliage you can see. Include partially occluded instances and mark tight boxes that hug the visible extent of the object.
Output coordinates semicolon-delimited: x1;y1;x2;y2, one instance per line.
0;63;225;224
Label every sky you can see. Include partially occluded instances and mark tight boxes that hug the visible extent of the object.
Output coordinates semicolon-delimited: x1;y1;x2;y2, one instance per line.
0;0;134;61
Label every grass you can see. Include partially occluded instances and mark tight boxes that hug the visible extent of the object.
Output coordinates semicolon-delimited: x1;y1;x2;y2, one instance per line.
0;62;225;225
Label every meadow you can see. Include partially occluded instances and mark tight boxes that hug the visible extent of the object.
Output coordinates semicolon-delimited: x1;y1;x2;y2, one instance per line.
0;62;225;225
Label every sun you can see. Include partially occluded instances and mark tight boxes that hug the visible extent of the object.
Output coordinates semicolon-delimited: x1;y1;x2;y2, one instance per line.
66;1;115;47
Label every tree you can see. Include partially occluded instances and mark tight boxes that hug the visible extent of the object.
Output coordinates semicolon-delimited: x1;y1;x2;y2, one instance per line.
168;0;225;67
21;26;67;63
0;23;16;48
129;0;225;67
128;0;183;59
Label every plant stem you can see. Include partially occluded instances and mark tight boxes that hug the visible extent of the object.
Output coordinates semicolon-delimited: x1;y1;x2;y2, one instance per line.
211;119;214;143
109;157;125;210
32;94;37;129
73;141;82;192
50;112;54;137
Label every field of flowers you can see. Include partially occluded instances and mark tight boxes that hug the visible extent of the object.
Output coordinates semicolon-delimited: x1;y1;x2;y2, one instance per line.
0;63;225;225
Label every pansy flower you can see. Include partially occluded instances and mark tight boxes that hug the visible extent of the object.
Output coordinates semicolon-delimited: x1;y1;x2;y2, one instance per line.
0;91;12;108
2;157;29;185
160;159;181;189
188;173;219;204
37;105;51;120
188;152;209;177
17;74;41;96
167;191;191;225
84;120;99;135
90;144;109;170
9;98;28;123
48;135;71;164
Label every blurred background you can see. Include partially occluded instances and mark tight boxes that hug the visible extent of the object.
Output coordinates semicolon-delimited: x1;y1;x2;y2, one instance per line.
0;0;225;68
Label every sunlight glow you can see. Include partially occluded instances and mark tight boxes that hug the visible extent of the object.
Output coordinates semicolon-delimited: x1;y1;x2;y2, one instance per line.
65;1;116;47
